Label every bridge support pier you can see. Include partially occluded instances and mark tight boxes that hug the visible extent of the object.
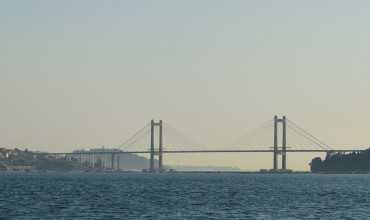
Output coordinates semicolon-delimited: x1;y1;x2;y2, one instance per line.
150;120;155;171
273;115;287;171
274;116;278;170
159;120;163;171
149;119;164;172
282;116;287;170
116;154;120;170
111;153;115;170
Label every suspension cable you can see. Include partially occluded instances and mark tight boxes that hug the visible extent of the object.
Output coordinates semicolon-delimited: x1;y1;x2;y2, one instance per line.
231;119;273;146
287;119;331;149
286;124;326;150
118;123;150;149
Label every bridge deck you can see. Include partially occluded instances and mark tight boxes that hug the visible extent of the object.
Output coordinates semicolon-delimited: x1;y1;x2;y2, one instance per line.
40;149;365;155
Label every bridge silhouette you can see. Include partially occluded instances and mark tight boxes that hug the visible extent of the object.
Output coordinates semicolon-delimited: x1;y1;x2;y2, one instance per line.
45;115;366;172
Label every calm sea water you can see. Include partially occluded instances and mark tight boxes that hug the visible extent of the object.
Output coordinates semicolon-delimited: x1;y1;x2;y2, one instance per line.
1;172;370;219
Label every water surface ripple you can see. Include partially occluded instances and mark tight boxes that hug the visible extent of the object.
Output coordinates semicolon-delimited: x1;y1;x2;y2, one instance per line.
1;172;370;219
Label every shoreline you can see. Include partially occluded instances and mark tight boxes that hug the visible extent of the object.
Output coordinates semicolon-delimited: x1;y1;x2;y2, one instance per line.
2;170;370;174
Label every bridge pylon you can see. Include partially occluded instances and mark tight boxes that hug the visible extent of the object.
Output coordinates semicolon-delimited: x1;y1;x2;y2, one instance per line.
273;115;287;170
149;119;164;172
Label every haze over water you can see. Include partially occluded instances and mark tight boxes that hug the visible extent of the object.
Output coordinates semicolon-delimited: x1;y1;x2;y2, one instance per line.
2;1;370;170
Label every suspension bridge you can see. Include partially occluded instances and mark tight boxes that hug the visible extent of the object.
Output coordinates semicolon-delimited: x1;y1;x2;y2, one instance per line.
43;115;367;172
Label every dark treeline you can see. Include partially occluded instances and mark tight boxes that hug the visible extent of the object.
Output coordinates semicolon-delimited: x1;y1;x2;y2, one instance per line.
310;148;370;172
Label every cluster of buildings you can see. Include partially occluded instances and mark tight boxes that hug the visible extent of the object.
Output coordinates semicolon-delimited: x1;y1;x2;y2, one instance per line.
0;148;33;171
71;148;122;170
0;147;153;172
70;147;150;171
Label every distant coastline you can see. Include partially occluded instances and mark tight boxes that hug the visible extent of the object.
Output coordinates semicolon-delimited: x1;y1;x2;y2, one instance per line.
7;146;370;173
0;148;78;171
0;148;240;172
310;148;370;173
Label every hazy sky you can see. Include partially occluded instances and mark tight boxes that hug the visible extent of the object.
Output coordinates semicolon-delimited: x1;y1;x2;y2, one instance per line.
2;1;370;170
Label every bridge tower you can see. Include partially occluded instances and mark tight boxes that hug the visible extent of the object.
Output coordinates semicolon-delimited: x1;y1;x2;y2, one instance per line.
149;119;164;172
273;115;287;170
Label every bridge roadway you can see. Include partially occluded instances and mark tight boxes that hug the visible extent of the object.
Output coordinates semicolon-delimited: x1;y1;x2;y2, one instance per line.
40;148;366;155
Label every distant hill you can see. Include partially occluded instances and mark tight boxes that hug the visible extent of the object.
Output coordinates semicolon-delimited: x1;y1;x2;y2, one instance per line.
116;153;152;171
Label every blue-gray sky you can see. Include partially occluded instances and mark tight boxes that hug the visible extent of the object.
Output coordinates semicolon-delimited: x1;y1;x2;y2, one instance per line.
2;1;370;170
